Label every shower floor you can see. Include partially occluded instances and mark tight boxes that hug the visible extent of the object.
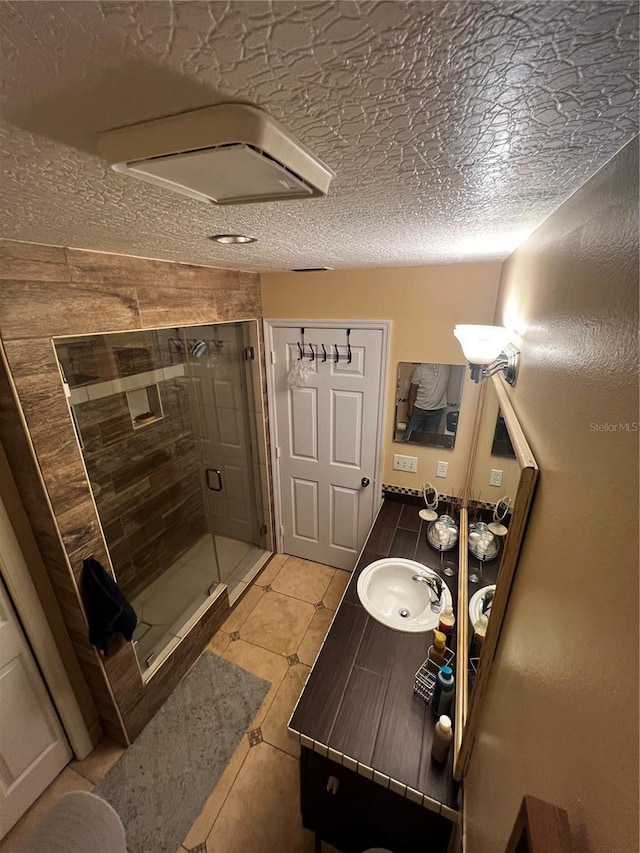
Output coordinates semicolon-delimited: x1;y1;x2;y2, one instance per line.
131;534;268;670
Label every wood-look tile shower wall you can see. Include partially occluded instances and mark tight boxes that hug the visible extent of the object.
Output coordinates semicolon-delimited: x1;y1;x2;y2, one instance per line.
0;239;264;745
62;332;208;602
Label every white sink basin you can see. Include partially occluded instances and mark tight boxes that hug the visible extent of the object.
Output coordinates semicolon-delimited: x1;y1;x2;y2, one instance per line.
357;558;452;633
469;584;496;625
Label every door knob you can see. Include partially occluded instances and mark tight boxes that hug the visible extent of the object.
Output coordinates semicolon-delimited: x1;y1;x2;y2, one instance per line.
361;477;371;487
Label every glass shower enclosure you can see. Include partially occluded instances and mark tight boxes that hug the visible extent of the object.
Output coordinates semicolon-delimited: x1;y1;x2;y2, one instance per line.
55;321;271;674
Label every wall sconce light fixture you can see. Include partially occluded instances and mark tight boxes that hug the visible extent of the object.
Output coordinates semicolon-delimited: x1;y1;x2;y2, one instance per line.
453;325;520;385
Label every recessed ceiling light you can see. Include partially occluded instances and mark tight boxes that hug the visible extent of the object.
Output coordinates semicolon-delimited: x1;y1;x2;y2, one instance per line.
209;234;257;245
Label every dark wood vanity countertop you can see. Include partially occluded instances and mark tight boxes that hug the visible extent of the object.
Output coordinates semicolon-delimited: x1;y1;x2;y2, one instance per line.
290;498;460;814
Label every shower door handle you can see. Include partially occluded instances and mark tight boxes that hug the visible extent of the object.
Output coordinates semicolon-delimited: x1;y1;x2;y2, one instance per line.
206;468;223;492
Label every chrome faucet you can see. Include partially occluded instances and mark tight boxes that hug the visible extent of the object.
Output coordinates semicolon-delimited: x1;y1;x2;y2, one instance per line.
412;574;444;612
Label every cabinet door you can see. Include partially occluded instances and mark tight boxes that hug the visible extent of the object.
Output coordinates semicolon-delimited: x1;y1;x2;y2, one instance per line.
300;748;452;853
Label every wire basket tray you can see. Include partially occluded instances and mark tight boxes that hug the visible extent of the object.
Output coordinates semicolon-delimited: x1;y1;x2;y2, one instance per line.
414;647;455;705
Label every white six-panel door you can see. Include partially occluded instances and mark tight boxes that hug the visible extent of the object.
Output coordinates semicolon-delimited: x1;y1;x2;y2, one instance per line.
269;324;387;570
0;575;71;838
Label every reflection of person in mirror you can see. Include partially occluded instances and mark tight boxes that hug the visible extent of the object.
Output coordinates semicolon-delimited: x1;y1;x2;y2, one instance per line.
403;363;450;441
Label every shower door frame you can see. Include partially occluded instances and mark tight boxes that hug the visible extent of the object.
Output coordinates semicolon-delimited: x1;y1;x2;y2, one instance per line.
184;321;265;575
54;319;272;678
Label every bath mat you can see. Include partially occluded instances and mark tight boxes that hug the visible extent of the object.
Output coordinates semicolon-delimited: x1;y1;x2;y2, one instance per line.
95;651;270;853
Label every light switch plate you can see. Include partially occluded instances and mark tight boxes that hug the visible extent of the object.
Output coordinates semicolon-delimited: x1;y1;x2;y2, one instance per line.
393;454;418;473
490;468;503;487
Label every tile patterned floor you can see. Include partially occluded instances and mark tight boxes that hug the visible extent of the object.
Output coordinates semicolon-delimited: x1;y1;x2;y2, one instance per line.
0;554;350;853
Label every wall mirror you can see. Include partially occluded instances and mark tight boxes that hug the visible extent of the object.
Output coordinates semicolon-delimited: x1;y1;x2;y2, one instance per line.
491;411;516;458
468;388;522;509
393;362;465;448
55;321;272;674
455;375;538;778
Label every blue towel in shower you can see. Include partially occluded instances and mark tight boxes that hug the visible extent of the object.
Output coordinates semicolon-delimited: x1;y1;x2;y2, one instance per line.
82;557;137;654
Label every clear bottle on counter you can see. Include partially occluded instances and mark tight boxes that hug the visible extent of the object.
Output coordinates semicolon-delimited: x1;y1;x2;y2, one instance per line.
432;665;455;716
438;605;455;644
431;715;453;764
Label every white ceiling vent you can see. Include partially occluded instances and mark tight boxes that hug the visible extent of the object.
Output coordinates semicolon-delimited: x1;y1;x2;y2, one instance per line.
98;103;335;206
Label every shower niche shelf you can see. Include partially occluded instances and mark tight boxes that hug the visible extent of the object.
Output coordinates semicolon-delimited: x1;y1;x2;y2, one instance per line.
126;383;164;430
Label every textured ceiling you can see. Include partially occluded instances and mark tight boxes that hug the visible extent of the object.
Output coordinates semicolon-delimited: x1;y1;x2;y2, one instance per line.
0;1;637;272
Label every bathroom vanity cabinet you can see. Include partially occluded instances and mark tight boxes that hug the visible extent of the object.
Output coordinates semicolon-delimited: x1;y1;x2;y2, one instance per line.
289;497;460;853
300;748;452;853
289;374;539;849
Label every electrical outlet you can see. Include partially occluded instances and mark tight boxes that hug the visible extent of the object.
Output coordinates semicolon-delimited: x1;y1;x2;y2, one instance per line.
393;454;418;473
490;468;503;487
436;461;448;478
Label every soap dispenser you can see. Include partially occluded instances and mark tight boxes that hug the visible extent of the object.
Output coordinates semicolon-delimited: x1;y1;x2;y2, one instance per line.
438;605;455;643
432;665;455;716
431;715;453;764
470;614;489;658
428;630;447;669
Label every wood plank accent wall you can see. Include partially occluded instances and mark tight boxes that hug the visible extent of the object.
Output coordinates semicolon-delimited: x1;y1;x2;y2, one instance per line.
64;338;209;602
0;239;264;744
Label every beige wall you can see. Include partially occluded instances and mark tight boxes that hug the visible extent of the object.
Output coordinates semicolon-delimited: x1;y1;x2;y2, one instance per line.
464;138;639;852
261;263;501;496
